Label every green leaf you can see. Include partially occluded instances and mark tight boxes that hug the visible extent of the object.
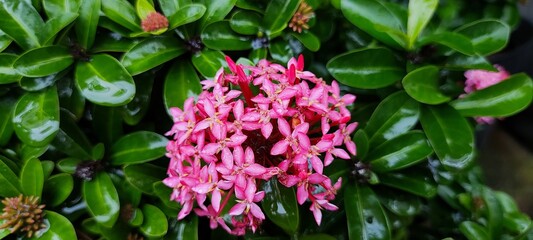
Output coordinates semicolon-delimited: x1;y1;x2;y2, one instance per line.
418;31;475;55
364;91;420;147
420;104;474;171
41;161;54;180
479;186;503;238
201;21;253;51
460;221;490;240
0;97;16;146
198;0;237;30
455;19;510;55
407;0;438;49
0;31;13;52
345;183;391;240
19;144;48;162
122;72;154;125
341;0;406;49
101;0;141;32
121;36;186;76
110;131;168;165
0;157;22;197
292;31;321;52
75;54;136;106
249;47;268;64
91;33;141;53
124;163;165;194
34;211;76;240
158;0;189;16
14;46;74;77
19;69;68;92
262;178;299;235
0;0;44;50
168;4;206;30
57;157;81;174
379;171;437;198
167;216;198;240
445;53;495;71
128;208;144;226
378;189;422;216
367;131;432;172
450;73;533;117
135;0;156;20
262;0;300;35
43;0;80;17
20;158;44;197
230;10;261;35
327;48;405;89
13;86;60;147
164;59;202;114
75;0;100;49
301;234;337;240
42;173;73;207
0;54;22;84
52;110;93;159
269;39;294;64
153;181;181;209
82;172;120;228
495;191;519;213
353;130;369;160
42;12;79;45
57;76;85;120
503;212;531;236
191;49;226;78
92;106;123;147
402;65;452;104
140;204;168;237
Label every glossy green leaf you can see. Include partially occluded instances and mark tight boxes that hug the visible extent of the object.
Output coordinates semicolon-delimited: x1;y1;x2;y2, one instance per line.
503;212;531;236
301;234;337;240
230;10;261;35
82;172;120;228
75;0;100;49
402;65;451;104
0;31;13;52
341;0;406;49
269;40;294;64
128;208;144;226
35;211;76;240
0;54;22;84
57;76;85;120
235;0;266;13
13;86;60;147
0;0;44;50
169;4;206;30
420;104;474;171
110;131;168;165
167;216;198;240
101;0;141;32
0;97;16;146
456;19;510;55
378;189;422;216
407;0;438;49
75;54;135;106
124;163;165;194
191;49;226;78
43;0;80;17
202;21;253;50
479;186;503;238
0;157;21;197
364;91;420;147
353;130;369;160
164;60;202;114
122;36;186;76
42;12;79;45
292;31;320;52
19;70;68;92
122;73;154;125
450;73;533;117
42;173;73;207
135;0;156;20
249;47;268;63
379;171;437;198
262;178;299;235
460;221;490;240
367;131;432;172
52;110;92;159
91;33;141;53
445;53;495;71
158;0;188;16
345;183;391;240
41;160;54;180
495;191;519;213
140;204;168;237
418;31;475;55
198;0;237;30
14;46;73;78
20;158;44;197
327;48;404;89
92;105;123;147
262;0;299;34
19;144;48;162
153;181;181;209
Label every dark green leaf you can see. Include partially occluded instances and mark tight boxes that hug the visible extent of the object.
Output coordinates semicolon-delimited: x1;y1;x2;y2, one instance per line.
0;157;22;197
75;0;100;49
140;204;168;237
158;0;189;16
460;221;490;240
445;53;495;71
378;189;422;216
166;216;198;240
191;49;226;78
42;12;79;45
345;183;391;240
14;46;73;78
341;0;407;49
164;60;202;114
0;54;22;84
57;75;85;120
503;212;531;236
198;0;237;30
367;131;433;172
407;0;438;49
35;211;77;240
402;65;451;104
418;31;475;55
121;36;186;76
235;0;266;13
262;0;300;35
292;31;320;52
379;172;437;198
450;73;533;117
19;69;68;92
479;186;503;238
262;178;299;235
42;173;73;207
168;4;206;30
269;40;294;64
230;10;261;35
13;86;60;147
420;104;474;171
0;0;44;50
110;131;168;165
0;31;13;52
20;158;44;197
52;110;93;159
122;73;154;125
75;54;135;106
456;19;510;55
327;48;405;89
43;0;81;17
0;97;16;146
91;33;141;53
91;105;123;148
82;171;120;228
364;91;420;147
101;0;141;32
249;47;268;64
301;234;337;240
124;163;165;194
201;21;253;51
153;181;181;209
495;191;519;213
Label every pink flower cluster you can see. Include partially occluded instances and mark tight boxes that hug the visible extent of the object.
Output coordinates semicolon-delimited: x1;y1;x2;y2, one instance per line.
163;55;357;235
464;65;510;124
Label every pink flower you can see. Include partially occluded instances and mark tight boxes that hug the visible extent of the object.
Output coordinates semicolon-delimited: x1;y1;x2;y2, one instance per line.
163;55;358;235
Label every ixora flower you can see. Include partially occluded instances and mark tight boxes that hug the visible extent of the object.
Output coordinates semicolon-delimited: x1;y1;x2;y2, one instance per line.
163;55;357;235
140;11;168;32
464;65;510;124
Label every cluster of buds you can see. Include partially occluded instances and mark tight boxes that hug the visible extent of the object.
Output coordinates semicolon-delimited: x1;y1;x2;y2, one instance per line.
289;1;314;33
163;55;357;235
0;195;46;238
141;12;168;32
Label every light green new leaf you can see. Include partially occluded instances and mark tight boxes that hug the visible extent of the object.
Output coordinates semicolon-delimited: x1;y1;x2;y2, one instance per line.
407;0;438;49
140;204;168;237
20;158;44;197
83;172;120;228
168;4;206;30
